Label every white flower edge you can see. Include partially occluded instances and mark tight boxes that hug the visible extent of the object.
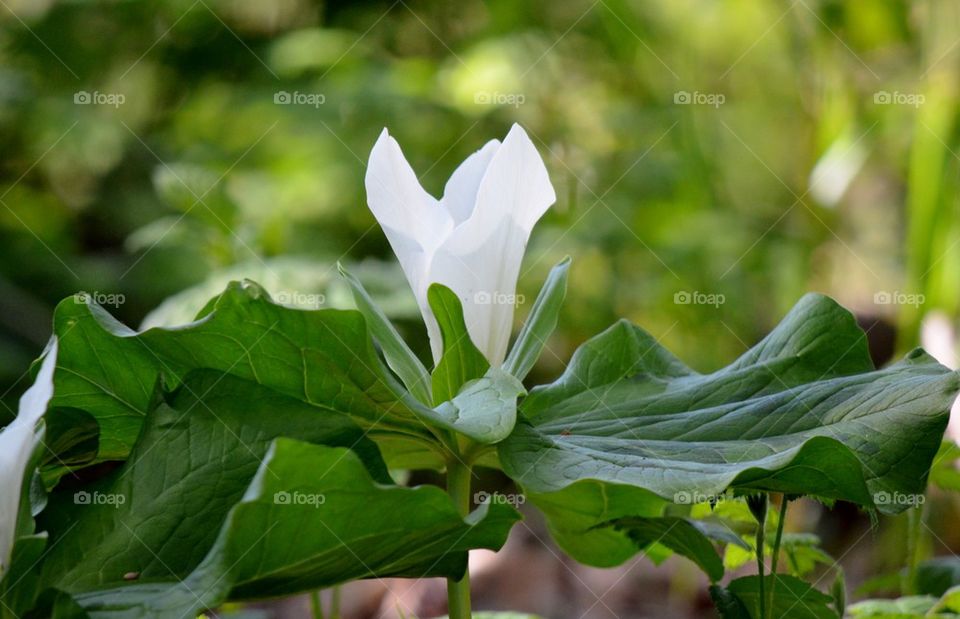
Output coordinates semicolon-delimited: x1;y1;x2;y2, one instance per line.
0;340;57;579
365;123;556;367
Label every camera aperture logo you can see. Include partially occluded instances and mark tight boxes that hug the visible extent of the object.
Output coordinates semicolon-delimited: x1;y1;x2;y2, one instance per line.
473;491;526;507
273;490;326;508
674;91;725;108
274;290;325;309
873;91;924;108
474;91;525;108
74;291;126;308
673;490;739;505
74;491;125;508
874;491;924;507
674;290;725;308
74;91;125;108
474;290;525;306
274;91;326;108
874;290;924;308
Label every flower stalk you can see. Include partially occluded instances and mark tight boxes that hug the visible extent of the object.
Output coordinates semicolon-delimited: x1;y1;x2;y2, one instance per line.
446;453;474;619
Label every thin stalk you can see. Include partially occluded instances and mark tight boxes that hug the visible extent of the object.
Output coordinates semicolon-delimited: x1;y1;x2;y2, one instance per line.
767;495;789;619
310;590;325;619
446;454;473;619
752;495;768;619
330;585;341;619
904;504;925;595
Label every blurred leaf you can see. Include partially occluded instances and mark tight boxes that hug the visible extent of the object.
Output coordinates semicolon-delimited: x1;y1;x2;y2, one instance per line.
917;557;960;597
846;595;939;617
931;585;960;614
930;441;960;492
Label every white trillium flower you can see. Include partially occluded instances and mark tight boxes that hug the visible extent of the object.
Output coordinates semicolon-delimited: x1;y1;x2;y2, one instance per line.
365;124;556;366
0;340;57;578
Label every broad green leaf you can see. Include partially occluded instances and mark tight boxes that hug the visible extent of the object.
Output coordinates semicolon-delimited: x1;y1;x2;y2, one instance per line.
522;481;667;567
715;575;839;619
428;283;489;404
339;262;432;404
503;257;570;381
30;588;91;619
499;294;960;566
64;439;520;619
44;300;156;463
603;516;724;581
46;281;438;469
26;371;388;608
38;407;99;485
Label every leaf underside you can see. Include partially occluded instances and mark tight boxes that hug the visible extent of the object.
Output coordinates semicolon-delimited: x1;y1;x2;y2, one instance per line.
498;293;960;567
35;439;519;619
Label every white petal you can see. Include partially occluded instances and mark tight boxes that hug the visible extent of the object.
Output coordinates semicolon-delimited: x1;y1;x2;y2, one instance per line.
1;340;57;578
365;129;455;363
429;219;530;366
440;139;500;225
429;124;556;365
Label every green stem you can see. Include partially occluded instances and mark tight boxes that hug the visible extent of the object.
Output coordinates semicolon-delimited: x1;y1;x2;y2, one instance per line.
446;454;473;619
310;590;325;619
753;495;768;619
330;585;341;619
904;504;925;595
767;495;789;619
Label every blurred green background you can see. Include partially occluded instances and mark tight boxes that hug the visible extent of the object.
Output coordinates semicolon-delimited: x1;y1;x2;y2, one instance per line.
2;0;959;394
2;0;960;616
